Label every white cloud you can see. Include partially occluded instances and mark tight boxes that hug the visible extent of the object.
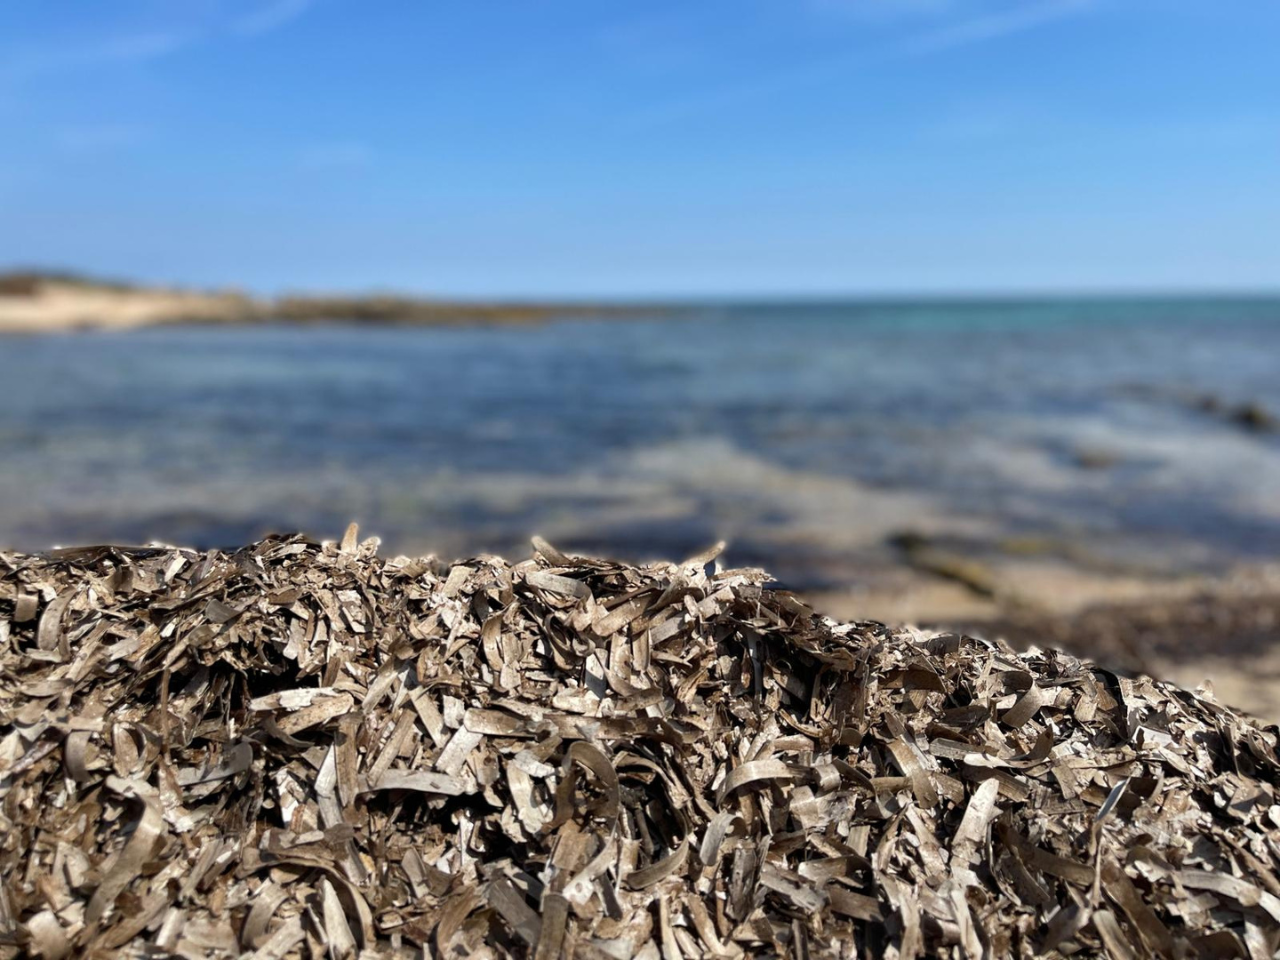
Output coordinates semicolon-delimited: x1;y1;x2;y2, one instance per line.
3;31;190;82
1;1;317;88
902;0;1094;55
807;0;955;21
231;0;317;38
622;0;1096;131
54;123;149;153
299;142;373;171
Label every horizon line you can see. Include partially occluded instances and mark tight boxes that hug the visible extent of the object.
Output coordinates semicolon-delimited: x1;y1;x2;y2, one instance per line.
5;266;1280;305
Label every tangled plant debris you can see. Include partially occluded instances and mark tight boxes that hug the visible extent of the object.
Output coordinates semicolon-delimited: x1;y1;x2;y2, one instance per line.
1;529;1278;959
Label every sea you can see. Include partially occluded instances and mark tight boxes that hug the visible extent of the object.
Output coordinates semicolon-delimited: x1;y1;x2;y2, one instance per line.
3;298;1279;590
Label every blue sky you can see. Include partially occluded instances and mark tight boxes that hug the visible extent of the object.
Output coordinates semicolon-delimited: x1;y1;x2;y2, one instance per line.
1;1;1278;297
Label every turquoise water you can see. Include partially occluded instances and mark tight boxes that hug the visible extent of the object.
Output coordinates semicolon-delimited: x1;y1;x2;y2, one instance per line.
2;297;1279;585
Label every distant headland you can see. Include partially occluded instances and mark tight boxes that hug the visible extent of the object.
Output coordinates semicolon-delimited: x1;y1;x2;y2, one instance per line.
0;269;659;333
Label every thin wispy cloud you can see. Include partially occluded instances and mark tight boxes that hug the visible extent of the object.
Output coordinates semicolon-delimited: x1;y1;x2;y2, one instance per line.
2;1;316;86
90;31;191;64
919;108;1017;143
298;141;373;171
902;0;1093;55
232;0;317;38
54;123;149;153
3;31;190;82
620;0;1097;132
807;0;954;22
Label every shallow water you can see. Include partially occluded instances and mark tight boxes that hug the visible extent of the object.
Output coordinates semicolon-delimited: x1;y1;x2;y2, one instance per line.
3;298;1279;587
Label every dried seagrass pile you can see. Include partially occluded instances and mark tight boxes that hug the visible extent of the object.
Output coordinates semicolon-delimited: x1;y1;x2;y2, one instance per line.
1;531;1279;959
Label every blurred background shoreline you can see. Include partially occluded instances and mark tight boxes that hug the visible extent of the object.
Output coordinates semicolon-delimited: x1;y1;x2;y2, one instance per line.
0;269;661;333
4;270;1280;718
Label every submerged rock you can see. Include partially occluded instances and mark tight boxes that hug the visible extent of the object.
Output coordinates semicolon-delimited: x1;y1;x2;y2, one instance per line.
1230;401;1278;433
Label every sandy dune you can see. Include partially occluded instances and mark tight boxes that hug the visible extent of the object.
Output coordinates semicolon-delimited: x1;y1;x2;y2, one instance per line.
0;281;257;332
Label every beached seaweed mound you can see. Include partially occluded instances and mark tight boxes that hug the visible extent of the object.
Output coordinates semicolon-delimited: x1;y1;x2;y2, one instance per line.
1;532;1278;959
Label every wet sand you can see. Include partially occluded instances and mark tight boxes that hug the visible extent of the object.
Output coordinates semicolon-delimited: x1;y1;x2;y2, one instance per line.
811;560;1280;722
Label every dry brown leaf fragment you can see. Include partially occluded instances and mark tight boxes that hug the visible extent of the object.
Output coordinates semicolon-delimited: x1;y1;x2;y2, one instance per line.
0;533;1276;959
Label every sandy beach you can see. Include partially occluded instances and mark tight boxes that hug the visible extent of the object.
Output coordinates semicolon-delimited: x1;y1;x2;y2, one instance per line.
0;275;258;332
